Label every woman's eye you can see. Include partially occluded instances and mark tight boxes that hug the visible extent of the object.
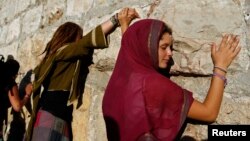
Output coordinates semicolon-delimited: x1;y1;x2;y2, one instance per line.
161;46;169;50
161;46;166;49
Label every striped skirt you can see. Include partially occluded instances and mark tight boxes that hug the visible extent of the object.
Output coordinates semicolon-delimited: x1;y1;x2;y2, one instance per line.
31;109;70;141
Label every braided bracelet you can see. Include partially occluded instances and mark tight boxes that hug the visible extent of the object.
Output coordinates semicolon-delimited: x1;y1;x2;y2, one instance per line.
114;13;120;26
110;13;120;27
214;66;227;73
212;72;227;86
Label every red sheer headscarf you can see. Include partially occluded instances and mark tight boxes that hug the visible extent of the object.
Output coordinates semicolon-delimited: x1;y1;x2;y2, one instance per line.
102;19;193;141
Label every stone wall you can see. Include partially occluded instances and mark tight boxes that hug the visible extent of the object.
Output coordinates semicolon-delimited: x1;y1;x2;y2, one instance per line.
0;0;249;140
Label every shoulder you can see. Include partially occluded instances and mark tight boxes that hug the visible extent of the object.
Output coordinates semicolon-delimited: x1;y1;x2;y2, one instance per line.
144;73;181;90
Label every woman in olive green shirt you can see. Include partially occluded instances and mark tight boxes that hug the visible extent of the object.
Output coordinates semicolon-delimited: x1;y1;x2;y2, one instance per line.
25;8;139;141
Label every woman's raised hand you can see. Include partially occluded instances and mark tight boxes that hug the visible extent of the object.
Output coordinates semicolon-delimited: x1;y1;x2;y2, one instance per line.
211;34;241;70
118;7;140;34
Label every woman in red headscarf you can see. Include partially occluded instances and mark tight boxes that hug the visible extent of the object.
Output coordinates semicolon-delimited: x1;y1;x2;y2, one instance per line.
102;19;241;141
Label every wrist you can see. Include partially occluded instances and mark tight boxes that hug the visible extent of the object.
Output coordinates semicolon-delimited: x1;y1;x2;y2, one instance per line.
212;72;227;87
114;13;120;26
110;13;120;27
214;65;227;73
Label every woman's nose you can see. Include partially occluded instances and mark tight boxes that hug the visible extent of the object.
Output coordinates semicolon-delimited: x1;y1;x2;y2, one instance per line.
166;48;173;56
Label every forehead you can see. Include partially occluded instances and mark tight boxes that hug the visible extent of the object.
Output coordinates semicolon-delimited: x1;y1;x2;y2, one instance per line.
160;32;172;44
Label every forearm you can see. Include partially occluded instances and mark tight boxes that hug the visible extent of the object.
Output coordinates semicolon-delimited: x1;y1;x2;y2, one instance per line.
8;85;30;112
101;17;127;35
12;95;30;112
187;69;226;122
9;93;22;112
204;69;226;119
101;12;124;35
101;19;116;35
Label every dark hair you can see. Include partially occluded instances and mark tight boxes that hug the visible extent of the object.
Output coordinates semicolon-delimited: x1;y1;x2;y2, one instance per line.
4;59;20;78
42;22;83;59
162;23;172;35
161;24;173;50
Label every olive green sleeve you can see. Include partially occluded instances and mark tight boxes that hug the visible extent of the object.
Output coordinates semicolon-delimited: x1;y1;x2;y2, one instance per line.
55;25;109;61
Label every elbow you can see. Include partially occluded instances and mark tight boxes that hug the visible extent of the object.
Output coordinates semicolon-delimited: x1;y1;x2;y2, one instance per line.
205;117;217;124
204;112;218;123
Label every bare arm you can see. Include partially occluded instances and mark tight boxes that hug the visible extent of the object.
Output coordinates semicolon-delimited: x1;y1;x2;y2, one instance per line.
100;20;115;35
8;85;23;112
8;83;32;112
187;34;241;122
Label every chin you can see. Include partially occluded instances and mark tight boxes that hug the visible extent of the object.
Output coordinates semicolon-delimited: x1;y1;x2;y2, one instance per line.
159;65;167;69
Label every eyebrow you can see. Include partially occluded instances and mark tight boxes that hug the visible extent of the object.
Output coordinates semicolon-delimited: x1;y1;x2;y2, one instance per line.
160;43;170;46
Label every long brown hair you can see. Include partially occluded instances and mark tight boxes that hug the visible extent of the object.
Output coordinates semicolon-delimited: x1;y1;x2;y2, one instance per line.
42;22;83;60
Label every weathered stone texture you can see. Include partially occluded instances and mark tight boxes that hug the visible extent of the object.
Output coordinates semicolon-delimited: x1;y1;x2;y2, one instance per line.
6;18;20;44
0;0;249;141
22;6;43;35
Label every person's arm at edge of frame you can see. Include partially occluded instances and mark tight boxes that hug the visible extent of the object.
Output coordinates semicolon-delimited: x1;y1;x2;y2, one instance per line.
8;83;33;112
187;34;241;123
101;7;140;35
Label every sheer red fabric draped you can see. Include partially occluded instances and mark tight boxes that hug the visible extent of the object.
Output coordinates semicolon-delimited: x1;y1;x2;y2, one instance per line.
102;19;193;141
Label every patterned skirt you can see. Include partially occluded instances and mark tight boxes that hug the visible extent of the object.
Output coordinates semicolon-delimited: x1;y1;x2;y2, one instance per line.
31;109;70;141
